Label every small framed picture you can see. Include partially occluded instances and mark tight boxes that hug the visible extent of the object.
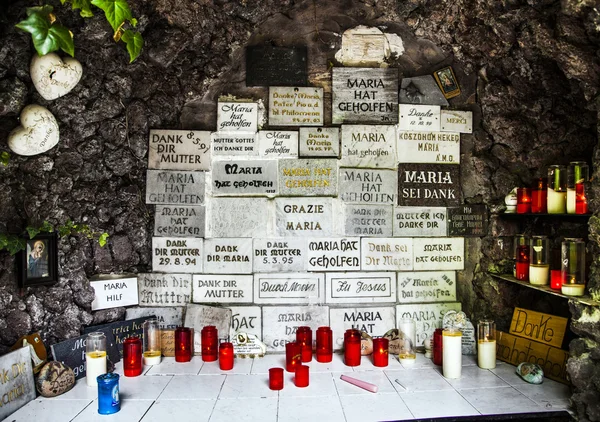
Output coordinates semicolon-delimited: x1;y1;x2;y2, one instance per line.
433;66;461;99
17;232;58;288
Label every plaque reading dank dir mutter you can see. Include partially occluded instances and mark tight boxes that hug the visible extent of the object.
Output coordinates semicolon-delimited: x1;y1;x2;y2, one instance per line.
413;237;464;271
361;238;412;271
269;87;323;126
192;274;253;304
306;238;361;272
278;158;338;196
398;163;461;207
211;132;258;156
253;238;307;272
330;307;395;350
339;168;396;204
125;307;184;329
152;237;203;273
299;127;340;158
447;205;488;237
90;274;138;310
184;304;232;355
146;169;205;205
398;104;441;132
343;204;393;237
0;347;35;420
257;131;298;158
154;205;205;238
217;102;258;132
340;125;397;169
332;68;399;124
137;273;192;307
148;130;211;171
441;110;473;133
229;305;262;339
275;197;333;237
262;305;329;352
207;197;269;238
254;272;325;305
396;302;462;346
397;131;460;164
397;271;456;304
245;45;308;87
326;272;396;304
212;159;278;196
393;206;447;237
203;238;253;274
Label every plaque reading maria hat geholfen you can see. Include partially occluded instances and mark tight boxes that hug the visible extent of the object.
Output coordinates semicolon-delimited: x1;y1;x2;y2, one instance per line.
146;170;205;205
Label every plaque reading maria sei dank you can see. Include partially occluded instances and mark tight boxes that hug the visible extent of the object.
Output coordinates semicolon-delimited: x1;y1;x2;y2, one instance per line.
246;46;308;87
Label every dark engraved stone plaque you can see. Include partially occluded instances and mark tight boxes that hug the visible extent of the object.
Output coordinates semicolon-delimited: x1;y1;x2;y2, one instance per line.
398;163;461;207
83;317;151;358
447;205;488;236
246;46;308;87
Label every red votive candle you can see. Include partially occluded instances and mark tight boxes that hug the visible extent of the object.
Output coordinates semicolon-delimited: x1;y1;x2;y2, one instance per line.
344;329;361;367
551;269;563;290
285;342;301;372
433;328;443;366
515;244;529;281
295;365;309;387
517;188;532;214
219;342;234;370
269;368;284;390
576;183;588;214
175;327;192;362
201;326;218;362
316;326;333;363
296;326;312;362
531;178;547;214
372;337;389;367
123;336;142;377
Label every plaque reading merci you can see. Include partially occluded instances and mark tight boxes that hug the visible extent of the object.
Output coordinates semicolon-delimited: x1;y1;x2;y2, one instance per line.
509;307;568;348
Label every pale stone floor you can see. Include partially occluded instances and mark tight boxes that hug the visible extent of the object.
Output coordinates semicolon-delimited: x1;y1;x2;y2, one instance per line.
6;354;572;422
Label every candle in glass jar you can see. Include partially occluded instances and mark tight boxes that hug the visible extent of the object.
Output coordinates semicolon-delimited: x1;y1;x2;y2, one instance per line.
285;342;301;372
315;327;333;363
531;177;547;213
550;270;562;290
529;265;549;285
295;365;309;387
296;326;312;362
516;188;531;214
344;329;361;367
576;183;588;214
515;244;529;281
561;238;586;297
372;337;389;367
442;328;462;379
567;162;588;214
143;319;162;366
201;326;218;362
219;342;234;371
123;336;142;377
433;328;443;366
175;327;192;362
547;165;567;214
86;332;107;387
477;320;496;369
269;368;284;390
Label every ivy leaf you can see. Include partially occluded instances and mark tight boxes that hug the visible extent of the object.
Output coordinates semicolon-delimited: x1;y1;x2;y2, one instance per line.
16;9;75;57
121;29;142;62
7;238;26;255
26;226;41;239
98;233;109;247
40;221;54;233
26;5;54;18
0;152;9;166
91;0;133;32
61;0;94;18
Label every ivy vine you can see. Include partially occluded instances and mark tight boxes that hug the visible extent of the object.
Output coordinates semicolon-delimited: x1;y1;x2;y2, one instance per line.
0;152;9;167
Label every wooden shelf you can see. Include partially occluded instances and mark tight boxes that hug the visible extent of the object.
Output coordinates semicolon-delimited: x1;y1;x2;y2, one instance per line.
490;273;600;307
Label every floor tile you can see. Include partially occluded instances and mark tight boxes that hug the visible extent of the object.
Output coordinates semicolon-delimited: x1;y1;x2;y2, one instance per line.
141;399;216;422
397;352;437;370
388;367;453;393
40;378;101;400
119;375;172;400
278;372;337;397
250;354;286;374
113;361;152;377
210;397;278;422
199;358;254;375
304;353;350;373
72;399;154;421
513;379;572;410
490;363;528;386
278;395;346;422
350;353;403;371
340;393;414;422
443;365;511;389
335;371;397;395
6;399;92;422
145;356;203;376
219;374;278;399
402;389;480;418
462;354;479;366
459;386;544;414
158;374;226;400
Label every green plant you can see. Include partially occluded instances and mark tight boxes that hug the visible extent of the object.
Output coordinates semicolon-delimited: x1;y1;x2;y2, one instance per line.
0;152;9;166
16;0;143;63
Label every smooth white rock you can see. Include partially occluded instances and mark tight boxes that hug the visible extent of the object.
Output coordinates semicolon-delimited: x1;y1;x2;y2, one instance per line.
8;105;59;156
30;53;82;100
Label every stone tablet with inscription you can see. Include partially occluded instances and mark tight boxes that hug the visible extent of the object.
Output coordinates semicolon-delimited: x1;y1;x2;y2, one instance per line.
397;131;460;164
398;104;441;132
138;273;192;307
154;205;205;238
332;68;399;124
397;271;457;303
398;163;461;207
253;238;306;273
326;272;397;304
192;274;253;304
393;206;447;237
278;158;338;196
229;305;262;339
207;197;269;238
343;204;393;237
340;125;397;169
217;102;258;132
396;302;462;346
211;132;258;156
90;274;138;310
184;304;232;354
447;205;488;237
246;45;308;87
399;76;449;106
262;305;329;351
339;168;396;204
152;237;203;273
148;130;212;171
330;307;395;350
203;238;253;274
299;127;340;158
441;110;473;133
413;237;464;271
125;307;184;329
211;159;278;196
275;197;333;237
258;131;298;158
0;347;35;420
361;238;412;271
254;273;325;304
269;87;323;126
307;238;361;272
146;170;205;205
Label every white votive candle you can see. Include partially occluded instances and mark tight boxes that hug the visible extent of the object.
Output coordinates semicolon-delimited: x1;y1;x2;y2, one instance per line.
477;340;496;369
547;189;566;214
442;329;462;379
86;351;107;387
529;264;549;285
566;189;576;214
561;284;585;296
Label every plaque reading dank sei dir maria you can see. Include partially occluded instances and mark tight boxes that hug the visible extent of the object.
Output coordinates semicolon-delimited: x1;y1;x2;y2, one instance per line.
340;125;397;169
397;131;460;164
299;127;340;158
245;45;308;87
211;159;278;196
148;130;211;171
269;87;324;126
398;104;441;132
361;238;413;271
152;237;203;273
146;169;205;205
397;163;461;207
217;102;258;132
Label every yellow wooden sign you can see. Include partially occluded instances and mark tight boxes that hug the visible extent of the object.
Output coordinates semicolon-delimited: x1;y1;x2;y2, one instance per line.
509;307;568;348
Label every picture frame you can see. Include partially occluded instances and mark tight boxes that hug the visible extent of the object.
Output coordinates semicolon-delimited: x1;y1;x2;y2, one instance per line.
17;232;58;288
433;66;461;99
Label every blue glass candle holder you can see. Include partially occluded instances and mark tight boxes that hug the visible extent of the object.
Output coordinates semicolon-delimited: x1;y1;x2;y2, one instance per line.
97;372;120;415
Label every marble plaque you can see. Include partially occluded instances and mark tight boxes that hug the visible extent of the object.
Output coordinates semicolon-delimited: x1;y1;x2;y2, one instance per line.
332;68;399;124
398;163;461;207
137;273;192;307
262;305;329;351
278;158;338;196
146;169;205;205
441;110;473;133
398;104;441;132
217;102;258;132
307;237;361;271
275;197;333;237
90;274;139;310
398;76;449;106
254;272;325;304
447;205;488;237
152;237;203;273
148;130;212;171
253;238;306;273
211;132;258;156
361;238;412;271
343;204;393;237
246;45;308;87
396;302;462;347
125;306;184;329
192;274;253;304
462;319;477;355
339;168;396;204
184;304;232;354
211;159;278;196
326;272;396;304
229;305;262;339
413;237;465;271
203;238;253;274
257;130;298;158
207;197;269;238
340;125;397;169
397;131;460;164
298;127;340;157
269;87;324;126
330;307;395;350
397;271;457;303
0;347;35;420
154;205;205;238
393;206;447;237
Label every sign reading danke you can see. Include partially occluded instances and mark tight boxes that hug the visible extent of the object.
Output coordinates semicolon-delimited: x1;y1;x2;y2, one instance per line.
299;127;340;158
146;169;205;205
148;130;211;171
398;104;441;132
269;87;323;126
